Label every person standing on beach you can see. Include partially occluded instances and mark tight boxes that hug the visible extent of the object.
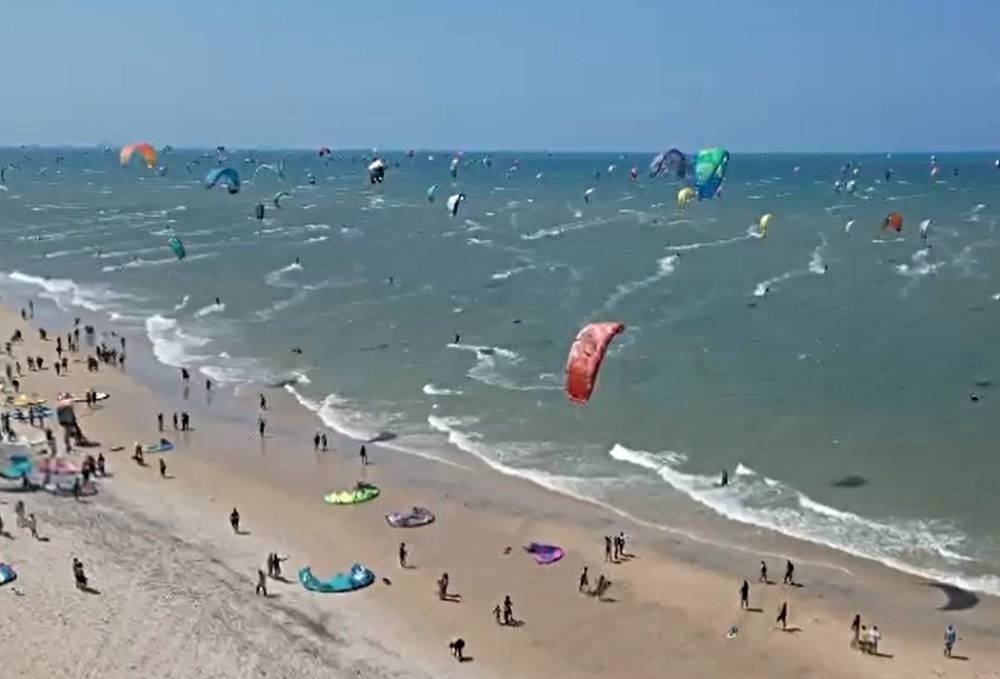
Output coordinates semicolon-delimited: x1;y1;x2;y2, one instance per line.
360;445;368;466
255;569;267;596
398;542;408;568
259;393;267;410
181;412;190;431
578;567;589;593
437;572;450;600
740;580;750;609
503;595;513;625
72;558;88;590
783;559;795;585
172;412;178;430
258;416;266;437
321;433;328;451
157;413;163;431
604;535;612;562
313;431;321;452
944;624;957;657
493;603;502;624
181;367;189;385
230;508;241;534
759;560;768;583
159;458;167;479
776;602;788;630
27;513;39;540
850;614;861;648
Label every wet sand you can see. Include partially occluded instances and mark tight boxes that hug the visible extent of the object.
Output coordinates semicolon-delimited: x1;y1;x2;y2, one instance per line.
2;302;999;679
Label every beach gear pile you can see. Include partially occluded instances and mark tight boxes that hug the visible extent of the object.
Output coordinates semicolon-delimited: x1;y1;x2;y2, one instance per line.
298;564;375;593
385;506;435;528
523;542;564;565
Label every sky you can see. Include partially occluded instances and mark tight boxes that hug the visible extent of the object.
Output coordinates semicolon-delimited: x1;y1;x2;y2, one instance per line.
2;0;998;152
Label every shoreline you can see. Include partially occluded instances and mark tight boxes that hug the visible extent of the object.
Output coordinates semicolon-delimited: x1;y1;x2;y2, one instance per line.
2;299;1000;678
7;273;1000;599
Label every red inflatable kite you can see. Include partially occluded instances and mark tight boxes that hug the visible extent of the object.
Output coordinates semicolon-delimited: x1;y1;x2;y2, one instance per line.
565;322;625;404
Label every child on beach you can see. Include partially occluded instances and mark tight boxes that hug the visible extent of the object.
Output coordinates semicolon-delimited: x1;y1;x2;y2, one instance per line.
944;624;957;657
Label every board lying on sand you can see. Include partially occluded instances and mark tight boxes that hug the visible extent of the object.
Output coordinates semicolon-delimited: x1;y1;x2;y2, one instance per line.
72;392;110;403
524;542;564;565
386;506;435;528
298;564;374;593
143;438;174;453
324;483;380;505
0;563;17;586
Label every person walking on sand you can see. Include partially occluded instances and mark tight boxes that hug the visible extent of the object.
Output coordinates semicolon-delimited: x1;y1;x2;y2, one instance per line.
783;559;795;585
776;602;788;630
72;558;88;590
604;535;612;562
172;412;178;430
159;458;167;479
230;508;241;534
851;614;861;648
157;413;164;431
759;560;768;583
579;566;589;593
740;579;750;609
398;542;408;568
27;513;39;540
360;445;368;466
321;433;328;451
493;603;502;625
502;595;513;625
437;572;450;600
944;624;957;657
259;393;267;411
313;431;321;452
255;568;267;596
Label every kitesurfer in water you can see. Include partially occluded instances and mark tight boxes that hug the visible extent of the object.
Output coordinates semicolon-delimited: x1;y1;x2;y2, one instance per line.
215;297;221;306
291;347;303;355
453;333;461;344
720;469;729;487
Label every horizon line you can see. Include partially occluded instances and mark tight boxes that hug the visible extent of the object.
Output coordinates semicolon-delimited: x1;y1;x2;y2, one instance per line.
2;144;999;156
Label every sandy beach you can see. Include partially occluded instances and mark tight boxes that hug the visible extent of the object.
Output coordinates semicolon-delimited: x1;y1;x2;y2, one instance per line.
2;300;999;679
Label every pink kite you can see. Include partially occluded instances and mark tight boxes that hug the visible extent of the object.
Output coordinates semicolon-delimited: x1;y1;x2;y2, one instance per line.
564;322;625;404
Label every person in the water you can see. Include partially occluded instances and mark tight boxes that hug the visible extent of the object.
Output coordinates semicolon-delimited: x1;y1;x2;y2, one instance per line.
215;297;221;306
453;333;460;344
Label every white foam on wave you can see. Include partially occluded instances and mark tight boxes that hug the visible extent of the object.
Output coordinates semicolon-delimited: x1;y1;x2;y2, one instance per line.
428;415;605;492
491;265;535;281
265;261;304;288
668;230;757;253
422;383;463;396
172;295;190;312
608;443;1000;596
521;214;623;241
285;386;464;469
447;343;559;392
193;302;225;318
1;270;129;313
753;237;827;297
602;255;678;311
101;252;215;272
144;314;211;367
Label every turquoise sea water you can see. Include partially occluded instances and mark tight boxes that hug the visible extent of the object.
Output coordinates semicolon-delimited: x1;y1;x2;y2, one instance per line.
2;147;1000;593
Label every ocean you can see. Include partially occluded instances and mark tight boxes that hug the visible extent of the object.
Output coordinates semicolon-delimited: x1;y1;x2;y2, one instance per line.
2;147;1000;594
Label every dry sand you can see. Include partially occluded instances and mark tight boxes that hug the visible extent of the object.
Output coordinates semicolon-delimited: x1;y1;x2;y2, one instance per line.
1;303;999;679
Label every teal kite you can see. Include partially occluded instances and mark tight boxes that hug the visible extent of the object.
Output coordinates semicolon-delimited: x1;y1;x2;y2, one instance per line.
694;147;729;200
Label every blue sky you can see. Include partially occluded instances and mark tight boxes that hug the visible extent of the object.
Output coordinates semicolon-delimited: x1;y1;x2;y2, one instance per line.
3;1;997;151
